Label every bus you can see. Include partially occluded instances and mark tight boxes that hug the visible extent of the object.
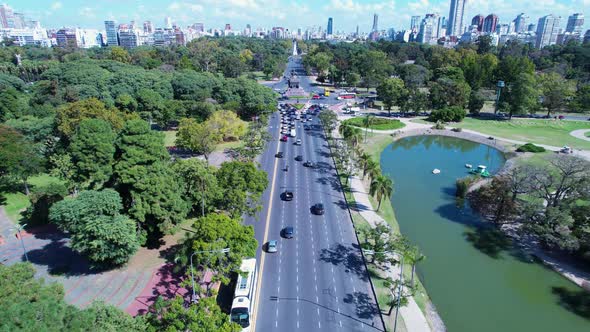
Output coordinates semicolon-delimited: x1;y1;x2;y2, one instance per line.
230;258;258;331
337;92;356;100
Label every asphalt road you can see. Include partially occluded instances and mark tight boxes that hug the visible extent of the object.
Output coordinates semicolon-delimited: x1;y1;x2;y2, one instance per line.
246;57;384;332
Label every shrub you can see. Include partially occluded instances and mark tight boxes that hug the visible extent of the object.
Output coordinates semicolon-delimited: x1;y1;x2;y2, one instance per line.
433;121;445;130
429;106;466;122
516;143;546;153
452;127;463;132
456;176;478;198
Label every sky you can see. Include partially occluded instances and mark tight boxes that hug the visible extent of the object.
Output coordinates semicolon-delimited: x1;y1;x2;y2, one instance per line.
8;0;590;33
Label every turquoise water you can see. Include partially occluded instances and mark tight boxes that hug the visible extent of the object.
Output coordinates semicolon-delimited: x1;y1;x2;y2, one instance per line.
381;135;589;332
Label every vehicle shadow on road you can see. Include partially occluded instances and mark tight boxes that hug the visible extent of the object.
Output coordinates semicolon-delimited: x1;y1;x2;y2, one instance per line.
269;295;385;331
319;243;369;282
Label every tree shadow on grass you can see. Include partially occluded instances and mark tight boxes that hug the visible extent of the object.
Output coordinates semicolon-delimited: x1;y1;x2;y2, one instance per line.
552;286;590;320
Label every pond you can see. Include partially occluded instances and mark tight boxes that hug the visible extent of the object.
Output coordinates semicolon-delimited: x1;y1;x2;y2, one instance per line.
381;135;589;332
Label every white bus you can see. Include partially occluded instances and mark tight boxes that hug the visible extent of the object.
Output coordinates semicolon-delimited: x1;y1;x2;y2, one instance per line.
230;258;258;331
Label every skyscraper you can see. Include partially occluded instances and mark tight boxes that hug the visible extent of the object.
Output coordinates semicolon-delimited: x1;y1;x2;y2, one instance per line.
410;16;421;31
165;17;172;29
447;0;466;36
566;13;584;34
372;13;378;31
471;14;484;32
536;14;561;49
419;14;441;44
104;20;118;46
514;13;528;33
483;14;499;33
143;21;153;34
327;17;333;35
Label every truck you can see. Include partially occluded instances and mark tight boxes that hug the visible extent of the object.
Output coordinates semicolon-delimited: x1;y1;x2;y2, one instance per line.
290;129;296;137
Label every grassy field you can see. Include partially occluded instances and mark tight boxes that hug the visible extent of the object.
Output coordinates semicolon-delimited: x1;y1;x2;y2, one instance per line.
292;103;305;110
1;174;64;223
586;131;590;138
163;130;244;151
343;117;405;131
446;118;590;150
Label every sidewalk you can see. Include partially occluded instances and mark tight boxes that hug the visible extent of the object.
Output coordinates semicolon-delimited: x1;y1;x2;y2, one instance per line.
349;176;432;332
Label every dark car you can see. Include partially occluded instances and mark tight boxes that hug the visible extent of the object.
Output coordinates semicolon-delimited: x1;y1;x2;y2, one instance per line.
282;226;294;239
275;152;284;158
303;161;315;168
304;125;310;130
312;203;324;215
283;190;294;201
295;155;303;161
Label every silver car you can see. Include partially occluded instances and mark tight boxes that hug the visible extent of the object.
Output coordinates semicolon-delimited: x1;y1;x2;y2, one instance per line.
267;240;278;253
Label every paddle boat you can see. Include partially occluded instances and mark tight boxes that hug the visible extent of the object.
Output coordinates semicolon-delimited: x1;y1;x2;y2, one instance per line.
465;164;473;169
432;168;441;174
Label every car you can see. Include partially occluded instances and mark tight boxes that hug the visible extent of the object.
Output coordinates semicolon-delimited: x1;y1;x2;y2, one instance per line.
304;125;310;130
311;203;325;215
282;190;294;201
280;135;288;142
558;115;565;120
312;94;320;100
295;139;302;145
275;152;284;158
295;155;303;161
266;240;278;253
282;226;294;239
303;161;315;168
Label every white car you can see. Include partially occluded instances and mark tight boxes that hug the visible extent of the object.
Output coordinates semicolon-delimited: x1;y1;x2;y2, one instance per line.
296;139;302;145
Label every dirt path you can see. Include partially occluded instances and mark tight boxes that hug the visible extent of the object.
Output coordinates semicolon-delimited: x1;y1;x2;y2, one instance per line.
570;129;590;142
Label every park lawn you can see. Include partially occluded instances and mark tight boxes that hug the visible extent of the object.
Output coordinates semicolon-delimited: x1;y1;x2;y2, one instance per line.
453;118;590;150
164;130;246;151
2;174;64;223
586;131;590;138
292;103;305;110
214;140;243;152
343;117;405;131
164;130;177;147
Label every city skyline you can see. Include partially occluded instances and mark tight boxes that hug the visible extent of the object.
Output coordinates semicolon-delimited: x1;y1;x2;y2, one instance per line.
7;0;589;33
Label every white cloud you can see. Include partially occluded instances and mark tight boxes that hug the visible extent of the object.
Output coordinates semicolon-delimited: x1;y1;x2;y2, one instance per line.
51;2;62;10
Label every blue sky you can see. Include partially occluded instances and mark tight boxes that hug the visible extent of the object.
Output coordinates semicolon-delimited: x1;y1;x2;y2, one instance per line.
9;0;589;32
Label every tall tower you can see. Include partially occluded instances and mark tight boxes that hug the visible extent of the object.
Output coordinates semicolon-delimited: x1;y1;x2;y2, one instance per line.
483;14;499;33
471;14;484;32
566;13;584;34
327;17;333;35
536;14;561;48
372;13;378;31
447;0;466;36
514;13;528;33
165;17;172;29
104;20;118;46
410;16;421;31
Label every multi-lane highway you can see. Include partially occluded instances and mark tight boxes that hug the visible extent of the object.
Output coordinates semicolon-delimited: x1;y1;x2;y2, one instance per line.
245;56;384;331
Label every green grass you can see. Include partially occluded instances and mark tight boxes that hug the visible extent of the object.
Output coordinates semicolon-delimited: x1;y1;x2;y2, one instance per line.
343;117;406;131
164;130;177;147
288;95;309;99
452;118;590;150
1;174;64;223
292;103;305;110
586;131;590;138
214;140;243;152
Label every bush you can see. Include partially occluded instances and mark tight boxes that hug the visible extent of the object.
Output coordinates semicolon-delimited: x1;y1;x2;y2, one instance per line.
433;121;445;130
452;127;463;132
429;106;466;122
456;176;478;198
516;143;546;153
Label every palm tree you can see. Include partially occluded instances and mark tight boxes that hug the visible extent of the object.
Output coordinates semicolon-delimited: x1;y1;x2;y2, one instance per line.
363;114;375;143
346;128;362;148
404;245;425;288
358;153;371;176
365;160;380;181
370;174;394;212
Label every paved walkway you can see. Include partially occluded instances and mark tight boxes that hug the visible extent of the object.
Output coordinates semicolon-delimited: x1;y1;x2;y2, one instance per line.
570;129;590;142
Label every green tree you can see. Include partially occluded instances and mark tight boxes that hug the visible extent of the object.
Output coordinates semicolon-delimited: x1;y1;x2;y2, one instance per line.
173;158;221;216
347;72;361;89
69;119;116;190
0;125;43;195
115;93;138;113
49;189;140;266
215;161;268;218
538;72;575;117
207;110;247;142
146;296;240;332
377;77;406;116
113;119;189;242
176;118;221;162
504;72;539;118
109;46;131;64
468;91;485;115
56;98;126;138
401;90;429;115
318;109;338;135
571;84;590;113
370;174;394;211
358;50;391;90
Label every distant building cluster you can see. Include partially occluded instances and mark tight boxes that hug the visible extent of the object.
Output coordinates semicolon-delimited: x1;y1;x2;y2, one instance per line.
0;2;587;49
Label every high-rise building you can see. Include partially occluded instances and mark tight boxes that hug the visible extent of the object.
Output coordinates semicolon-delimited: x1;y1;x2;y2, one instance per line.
419;13;442;44
143;21;153;34
528;23;536;32
0;4;14;28
514;13;528;33
225;24;232;31
165;17;172;29
496;24;510;35
536;14;561;49
118;28;138;48
471;14;484;32
447;0;466;36
56;28;78;48
410;16;421;31
584;30;590;44
483;14;499;33
13;12;25;28
566;13;584;34
372;13;378;31
104;20;118;46
327;17;333;35
193;23;204;33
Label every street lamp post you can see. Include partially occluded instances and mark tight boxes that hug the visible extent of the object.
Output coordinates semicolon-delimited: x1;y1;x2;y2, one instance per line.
189;247;230;303
12;224;28;262
495;80;505;115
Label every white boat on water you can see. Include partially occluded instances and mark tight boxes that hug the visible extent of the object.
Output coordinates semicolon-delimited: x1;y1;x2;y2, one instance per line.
465;164;472;169
432;169;441;174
